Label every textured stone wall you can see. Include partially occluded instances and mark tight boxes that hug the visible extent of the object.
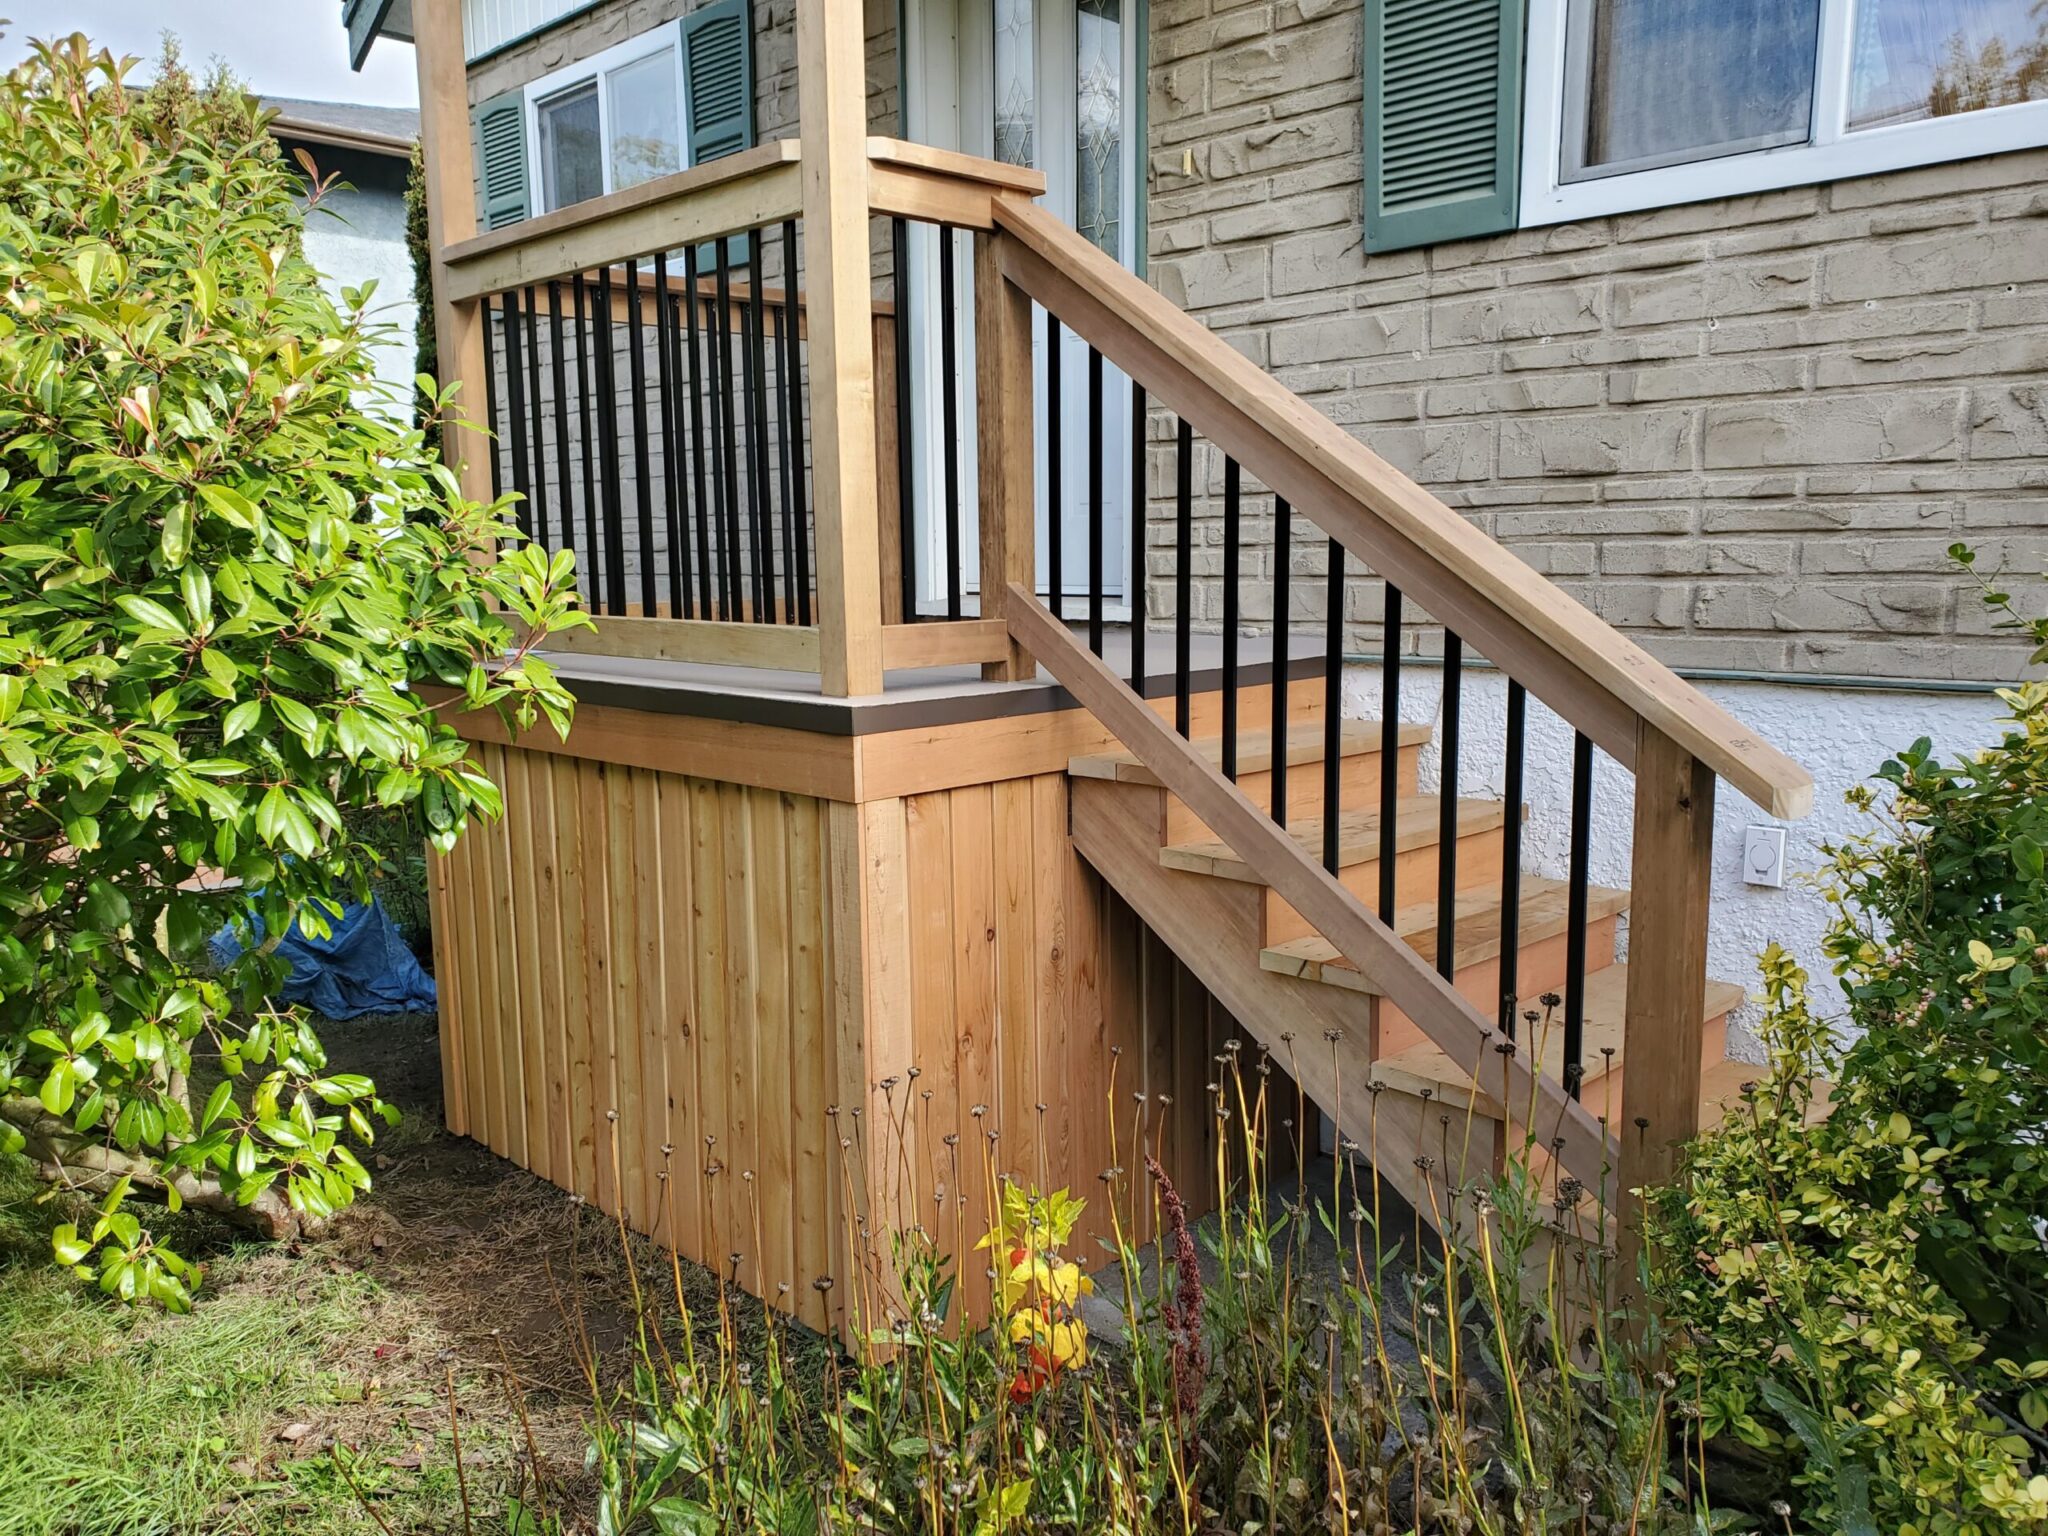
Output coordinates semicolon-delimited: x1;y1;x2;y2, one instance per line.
1145;0;2048;684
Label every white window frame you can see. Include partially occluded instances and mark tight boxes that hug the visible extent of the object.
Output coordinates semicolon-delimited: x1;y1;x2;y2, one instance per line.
1521;0;2048;227
522;28;690;214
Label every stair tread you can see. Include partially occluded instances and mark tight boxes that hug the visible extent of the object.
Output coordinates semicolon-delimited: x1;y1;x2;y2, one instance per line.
1261;876;1631;992
1159;795;1511;884
1369;964;1748;1114
1070;719;1433;785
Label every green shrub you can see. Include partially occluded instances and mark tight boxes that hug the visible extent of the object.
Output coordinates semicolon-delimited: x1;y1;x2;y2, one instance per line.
0;36;584;1305
1649;559;2048;1535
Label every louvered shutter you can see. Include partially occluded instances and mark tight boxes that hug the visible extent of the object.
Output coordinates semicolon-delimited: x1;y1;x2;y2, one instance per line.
680;0;755;166
1363;0;1525;252
472;89;530;230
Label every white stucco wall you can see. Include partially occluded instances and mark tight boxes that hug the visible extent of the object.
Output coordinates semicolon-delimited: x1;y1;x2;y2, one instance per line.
301;179;419;415
1340;663;2010;1056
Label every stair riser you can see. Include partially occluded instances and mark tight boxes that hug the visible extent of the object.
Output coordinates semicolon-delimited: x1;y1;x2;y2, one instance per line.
1374;915;1622;1059
1263;823;1505;947
1160;681;1324;742
1164;743;1422;843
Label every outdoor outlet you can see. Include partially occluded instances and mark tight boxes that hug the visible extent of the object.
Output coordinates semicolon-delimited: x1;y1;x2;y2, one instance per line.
1744;825;1787;888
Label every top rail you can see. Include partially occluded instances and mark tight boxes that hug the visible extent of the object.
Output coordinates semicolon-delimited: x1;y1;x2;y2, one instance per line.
990;195;1814;820
441;140;805;302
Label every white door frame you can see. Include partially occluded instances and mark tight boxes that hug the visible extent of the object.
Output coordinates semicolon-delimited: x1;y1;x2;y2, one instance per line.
900;0;1144;617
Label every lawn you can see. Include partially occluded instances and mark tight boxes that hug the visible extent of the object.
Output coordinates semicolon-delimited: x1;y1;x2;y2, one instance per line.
0;1011;727;1536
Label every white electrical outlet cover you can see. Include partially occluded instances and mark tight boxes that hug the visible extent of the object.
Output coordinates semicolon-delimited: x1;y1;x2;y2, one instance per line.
1743;825;1786;888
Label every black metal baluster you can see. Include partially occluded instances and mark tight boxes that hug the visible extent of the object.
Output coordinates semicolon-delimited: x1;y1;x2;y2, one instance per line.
1129;383;1147;693
627;260;657;616
547;280;573;567
1272;497;1290;828
1173;417;1192;736
654;253;686;618
1379;585;1403;922
1221;456;1241;780
746;231;777;620
773;302;797;625
479;299;502;502
574;275;600;612
1565;731;1594;1097
1087;346;1105;655
714;245;743;619
523;285;548;549
595;266;626;616
501;286;531;537
1324;540;1344;875
1436;632;1463;979
939;224;963;621
681;247;714;620
1498;679;1527;1040
784;220;812;625
1047;312;1063;623
892;216;916;621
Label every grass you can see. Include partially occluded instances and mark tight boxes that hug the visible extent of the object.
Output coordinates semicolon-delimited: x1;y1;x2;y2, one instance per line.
0;1159;531;1536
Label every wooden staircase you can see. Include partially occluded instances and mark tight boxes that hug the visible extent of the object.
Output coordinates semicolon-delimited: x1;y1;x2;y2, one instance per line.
1064;705;1765;1232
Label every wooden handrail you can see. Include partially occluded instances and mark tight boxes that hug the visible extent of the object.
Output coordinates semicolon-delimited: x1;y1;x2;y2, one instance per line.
1008;587;1617;1183
990;197;1814;821
441;141;805;302
867;138;1047;232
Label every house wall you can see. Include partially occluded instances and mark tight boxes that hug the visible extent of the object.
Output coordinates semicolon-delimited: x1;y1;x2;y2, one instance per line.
1143;0;2048;687
462;0;898;160
289;144;418;412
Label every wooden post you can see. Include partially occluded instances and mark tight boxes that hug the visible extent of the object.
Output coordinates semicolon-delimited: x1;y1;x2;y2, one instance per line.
410;0;493;508
799;0;886;697
973;230;1036;681
1616;723;1716;1302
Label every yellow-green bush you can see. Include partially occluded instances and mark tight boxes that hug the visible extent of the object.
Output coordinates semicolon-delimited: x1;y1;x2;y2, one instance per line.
1649;558;2048;1535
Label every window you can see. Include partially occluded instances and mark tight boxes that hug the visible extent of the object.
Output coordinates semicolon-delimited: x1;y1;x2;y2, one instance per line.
524;31;687;213
1561;0;1823;180
1523;0;2048;225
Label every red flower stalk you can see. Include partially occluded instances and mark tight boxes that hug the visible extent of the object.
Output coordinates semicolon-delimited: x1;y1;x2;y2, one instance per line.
1146;1154;1206;1427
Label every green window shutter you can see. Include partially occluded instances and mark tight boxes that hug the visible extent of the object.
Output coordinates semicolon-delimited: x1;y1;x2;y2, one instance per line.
680;0;755;166
473;89;530;230
1363;0;1525;253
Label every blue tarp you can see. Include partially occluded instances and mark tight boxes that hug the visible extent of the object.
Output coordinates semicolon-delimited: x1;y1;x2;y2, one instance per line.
209;897;437;1021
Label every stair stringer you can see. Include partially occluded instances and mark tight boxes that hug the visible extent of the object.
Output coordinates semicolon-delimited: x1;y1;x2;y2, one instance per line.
1070;778;1497;1229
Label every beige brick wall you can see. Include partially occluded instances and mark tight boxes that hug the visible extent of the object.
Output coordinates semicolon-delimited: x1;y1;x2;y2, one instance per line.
1146;0;2048;683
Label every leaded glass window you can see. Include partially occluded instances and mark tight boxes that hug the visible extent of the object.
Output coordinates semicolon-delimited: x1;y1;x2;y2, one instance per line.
1076;0;1122;257
994;0;1037;166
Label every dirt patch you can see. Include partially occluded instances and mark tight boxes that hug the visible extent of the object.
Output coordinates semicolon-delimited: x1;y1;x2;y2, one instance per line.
267;1009;790;1529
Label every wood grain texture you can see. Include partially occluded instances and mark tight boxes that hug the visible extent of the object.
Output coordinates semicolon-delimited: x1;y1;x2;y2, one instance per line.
1616;725;1717;1293
437;748;1222;1330
798;0;884;696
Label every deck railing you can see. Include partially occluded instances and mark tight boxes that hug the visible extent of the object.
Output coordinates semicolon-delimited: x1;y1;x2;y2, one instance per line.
422;132;1037;688
967;193;1814;1254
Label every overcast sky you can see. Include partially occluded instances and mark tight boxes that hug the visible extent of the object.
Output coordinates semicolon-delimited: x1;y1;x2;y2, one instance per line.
3;1;420;108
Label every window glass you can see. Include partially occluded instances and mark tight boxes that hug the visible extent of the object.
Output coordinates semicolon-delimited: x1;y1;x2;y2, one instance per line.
993;0;1036;168
1076;0;1122;257
607;51;683;189
1849;0;2048;129
537;82;604;210
1566;0;1823;180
